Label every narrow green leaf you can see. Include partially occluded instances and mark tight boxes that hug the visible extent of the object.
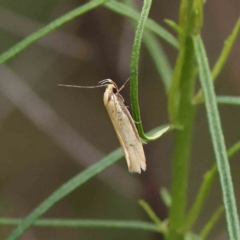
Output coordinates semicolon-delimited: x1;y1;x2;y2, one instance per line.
193;17;240;103
217;96;240;106
193;35;240;240
104;1;178;49
160;188;172;208
5;124;169;240
129;0;151;140
0;218;160;232
129;0;170;142
212;17;240;81
6;148;123;240
138;200;167;234
128;0;175;141
227;141;240;158
200;206;224;239
164;19;182;35
0;0;110;64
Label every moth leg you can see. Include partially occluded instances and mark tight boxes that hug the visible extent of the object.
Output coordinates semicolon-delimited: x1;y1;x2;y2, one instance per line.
134;120;142;124
118;77;130;92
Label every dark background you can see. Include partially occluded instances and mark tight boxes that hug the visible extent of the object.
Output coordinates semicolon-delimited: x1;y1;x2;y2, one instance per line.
0;0;239;239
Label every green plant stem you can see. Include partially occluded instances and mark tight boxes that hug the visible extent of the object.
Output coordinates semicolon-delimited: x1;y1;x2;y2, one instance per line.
130;0;152;141
167;0;200;238
167;37;196;240
193;34;240;240
0;218;160;232
0;0;110;64
129;0;171;141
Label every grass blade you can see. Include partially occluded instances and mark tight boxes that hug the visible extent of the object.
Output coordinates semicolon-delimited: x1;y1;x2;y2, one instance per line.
193;35;240;240
0;0;110;64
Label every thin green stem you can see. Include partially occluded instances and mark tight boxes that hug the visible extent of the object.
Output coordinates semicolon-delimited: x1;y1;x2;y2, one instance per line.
193;34;240;240
130;0;152;141
167;37;196;240
0;0;110;64
167;1;200;239
0;218;160;232
129;0;171;141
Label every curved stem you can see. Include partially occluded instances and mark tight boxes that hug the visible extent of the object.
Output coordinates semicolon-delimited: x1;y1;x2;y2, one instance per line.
129;0;171;141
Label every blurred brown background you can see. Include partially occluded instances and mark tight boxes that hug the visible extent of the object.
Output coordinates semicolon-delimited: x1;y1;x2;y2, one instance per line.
0;0;239;239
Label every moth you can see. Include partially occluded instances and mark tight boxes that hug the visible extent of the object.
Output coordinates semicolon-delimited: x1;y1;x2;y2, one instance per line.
59;79;146;173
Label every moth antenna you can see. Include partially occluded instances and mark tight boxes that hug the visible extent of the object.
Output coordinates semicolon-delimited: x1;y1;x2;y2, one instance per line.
58;84;107;89
118;77;130;92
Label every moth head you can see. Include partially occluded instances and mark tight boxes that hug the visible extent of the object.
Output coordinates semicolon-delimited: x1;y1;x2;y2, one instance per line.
99;79;118;93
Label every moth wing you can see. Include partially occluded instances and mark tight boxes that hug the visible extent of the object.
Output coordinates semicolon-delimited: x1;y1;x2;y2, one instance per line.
105;94;146;173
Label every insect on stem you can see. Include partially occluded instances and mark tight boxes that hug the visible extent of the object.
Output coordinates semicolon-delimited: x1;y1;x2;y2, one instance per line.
59;79;146;173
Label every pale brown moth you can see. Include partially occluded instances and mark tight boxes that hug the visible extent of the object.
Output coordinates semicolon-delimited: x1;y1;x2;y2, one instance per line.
59;79;146;173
